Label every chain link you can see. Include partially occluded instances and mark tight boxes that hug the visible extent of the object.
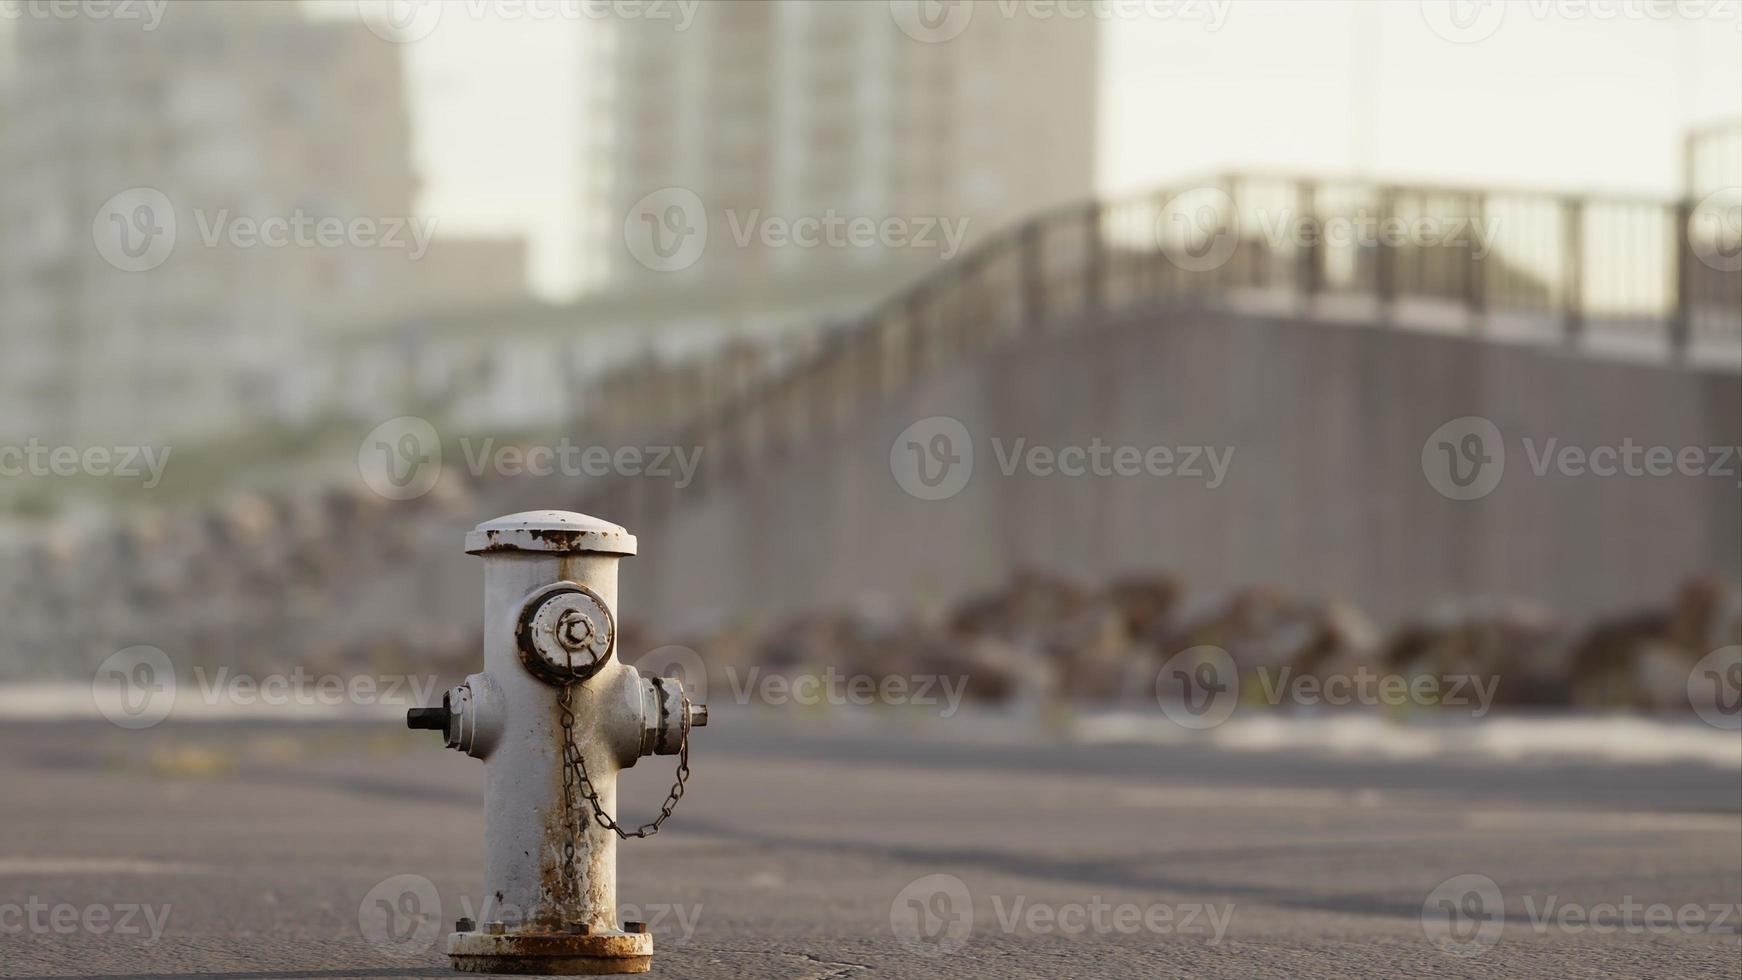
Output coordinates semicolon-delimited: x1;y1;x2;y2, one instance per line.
552;649;691;909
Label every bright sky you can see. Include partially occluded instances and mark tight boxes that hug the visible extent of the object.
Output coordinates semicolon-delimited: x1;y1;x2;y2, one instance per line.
327;2;1742;300
1102;0;1742;197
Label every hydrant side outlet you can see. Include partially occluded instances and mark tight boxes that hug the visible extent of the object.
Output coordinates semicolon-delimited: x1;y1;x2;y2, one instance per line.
406;511;700;975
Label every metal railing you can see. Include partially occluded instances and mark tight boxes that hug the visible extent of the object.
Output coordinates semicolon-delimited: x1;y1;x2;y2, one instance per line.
558;173;1741;524
13;174;1739;681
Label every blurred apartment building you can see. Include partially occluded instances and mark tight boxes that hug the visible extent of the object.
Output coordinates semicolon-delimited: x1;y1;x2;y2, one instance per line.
328;1;1103;434
0;1;525;445
0;0;1096;447
1685;118;1742;197
582;0;1099;335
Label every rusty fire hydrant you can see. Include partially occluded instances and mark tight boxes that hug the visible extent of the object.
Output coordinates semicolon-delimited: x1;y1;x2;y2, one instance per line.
407;511;704;974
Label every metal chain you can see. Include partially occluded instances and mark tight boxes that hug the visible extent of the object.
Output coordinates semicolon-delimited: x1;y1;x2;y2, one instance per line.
552;650;692;909
555;678;585;908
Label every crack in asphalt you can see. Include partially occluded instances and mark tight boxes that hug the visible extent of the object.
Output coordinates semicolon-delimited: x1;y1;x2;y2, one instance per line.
706;944;874;979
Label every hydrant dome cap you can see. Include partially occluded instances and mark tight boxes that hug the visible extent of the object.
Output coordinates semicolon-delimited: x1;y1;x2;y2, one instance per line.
464;510;638;556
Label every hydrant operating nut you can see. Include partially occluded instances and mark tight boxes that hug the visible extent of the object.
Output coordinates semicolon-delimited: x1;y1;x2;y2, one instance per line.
518;583;616;684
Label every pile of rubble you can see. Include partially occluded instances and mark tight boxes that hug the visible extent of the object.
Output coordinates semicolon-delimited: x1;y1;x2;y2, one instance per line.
672;572;1741;716
0;480;478;683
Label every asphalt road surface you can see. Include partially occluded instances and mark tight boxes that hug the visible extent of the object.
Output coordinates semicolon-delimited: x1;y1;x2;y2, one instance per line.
1;712;1738;979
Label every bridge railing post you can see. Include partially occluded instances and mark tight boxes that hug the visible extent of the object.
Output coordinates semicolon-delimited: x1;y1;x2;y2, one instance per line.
905;291;928;383
1296;179;1321;311
1375;185;1396;322
1020;222;1044;329
1220;173;1240;296
1084;202;1106;316
1465;191;1486;333
1563;197;1585;347
1672;198;1694;361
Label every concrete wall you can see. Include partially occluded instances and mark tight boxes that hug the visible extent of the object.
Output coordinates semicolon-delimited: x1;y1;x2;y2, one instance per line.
623;309;1741;629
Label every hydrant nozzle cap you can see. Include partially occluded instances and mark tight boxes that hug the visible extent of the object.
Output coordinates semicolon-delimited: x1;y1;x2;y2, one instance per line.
464;511;638;557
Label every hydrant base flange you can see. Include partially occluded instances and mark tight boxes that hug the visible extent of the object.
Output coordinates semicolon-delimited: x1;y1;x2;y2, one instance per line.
448;930;652;975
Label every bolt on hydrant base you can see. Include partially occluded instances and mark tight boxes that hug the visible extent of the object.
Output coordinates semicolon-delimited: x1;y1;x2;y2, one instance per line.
408;511;704;975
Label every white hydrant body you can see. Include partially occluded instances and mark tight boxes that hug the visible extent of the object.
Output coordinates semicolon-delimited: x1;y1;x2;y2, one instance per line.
408;511;702;975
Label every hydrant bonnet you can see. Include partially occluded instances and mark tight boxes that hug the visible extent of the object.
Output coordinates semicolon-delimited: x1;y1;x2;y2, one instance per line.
464;510;638;556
